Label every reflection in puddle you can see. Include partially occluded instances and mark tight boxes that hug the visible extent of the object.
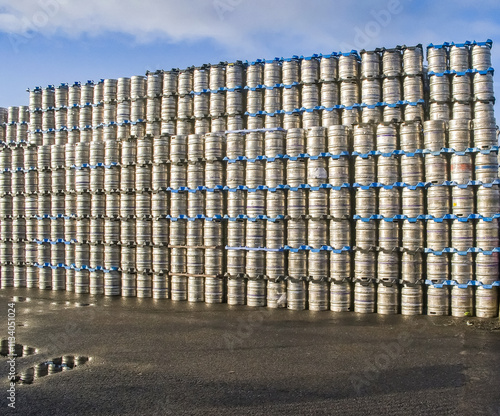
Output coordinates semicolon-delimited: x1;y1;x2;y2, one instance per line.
0;340;37;357
16;356;90;384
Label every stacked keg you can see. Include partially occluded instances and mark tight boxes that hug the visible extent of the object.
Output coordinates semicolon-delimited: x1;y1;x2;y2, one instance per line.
0;39;498;317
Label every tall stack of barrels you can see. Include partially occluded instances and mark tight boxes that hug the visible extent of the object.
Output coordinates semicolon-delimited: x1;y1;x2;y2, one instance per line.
0;39;498;317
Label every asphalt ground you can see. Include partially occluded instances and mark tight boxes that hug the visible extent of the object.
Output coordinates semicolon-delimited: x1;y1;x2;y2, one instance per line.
0;288;499;416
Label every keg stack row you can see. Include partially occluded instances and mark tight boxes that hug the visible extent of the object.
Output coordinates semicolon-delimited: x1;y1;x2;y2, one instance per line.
0;39;498;317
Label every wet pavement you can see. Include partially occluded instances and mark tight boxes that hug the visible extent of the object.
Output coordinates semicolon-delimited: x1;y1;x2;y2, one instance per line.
0;288;499;416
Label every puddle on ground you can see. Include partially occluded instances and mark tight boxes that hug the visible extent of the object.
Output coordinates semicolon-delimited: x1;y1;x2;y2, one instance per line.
0;339;37;357
11;296;31;303
48;301;92;307
15;355;90;384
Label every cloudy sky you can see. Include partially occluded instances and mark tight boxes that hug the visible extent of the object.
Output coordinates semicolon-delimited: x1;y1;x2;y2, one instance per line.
0;0;499;109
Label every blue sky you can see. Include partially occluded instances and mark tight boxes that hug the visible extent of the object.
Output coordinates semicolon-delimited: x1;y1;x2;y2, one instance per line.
0;0;499;109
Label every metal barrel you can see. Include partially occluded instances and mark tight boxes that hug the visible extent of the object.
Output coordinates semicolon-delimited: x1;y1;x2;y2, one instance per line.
136;217;152;244
89;270;104;295
287;189;307;218
328;157;350;187
226;161;244;188
301;57;319;83
322;109;341;127
401;283;423;315
450;153;473;184
427;285;450;316
226;90;243;115
426;220;450;251
246;190;265;218
308;281;329;311
451;219;474;251
307;158;328;186
246;251;265;278
246;279;266;307
286;159;306;186
320;82;339;108
452;186;474;217
170;192;187;217
136;244;153;272
308;189;329;217
121;271;137;297
355;220;377;250
361;50;381;78
137;272;153;298
376;122;398;153
104;168;120;191
355;187;377;218
429;103;450;122
152;272;168;299
120;218;135;244
453;102;472;120
264;87;281;113
120;244;136;270
426;252;449;283
354;156;376;186
169;219;186;246
163;70;178;95
13;265;26;288
402;187;424;218
320;55;338;81
473;72;494;101
327;125;349;154
103;270;121;296
401;251;423;284
378;219;399;249
448;119;471;151
473;117;497;149
209;91;225;117
427;186;450;217
377;155;398;185
423;120;446;151
264;130;285;158
474;152;498;183
161;95;177;120
187;276;204;302
226;132;245;159
361;106;382;124
451;252;473;286
402;221;424;250
205;161;224;187
135;165;152;190
338;53;359;80
152;218;169;246
152;190;168;216
227;190;245;217
339;80;359;107
354;281;376;313
287;280;307;310
352;124;375;154
399;121;422;152
475;252;499;286
38;267;52;290
104;243;121;270
403;75;424;102
449;45;469;72
105;192;120;217
475;287;498;318
382;48;402;76
328;218;350;249
266;190;285;218
424;153;449;183
169;163;186;189
267;280;286;309
246;89;263;114
245;131;264;158
377;282;399;315
330;279;352;312
476;219;499;251
246;62;263;87
378;187;400;218
400;154;424;185
382;77;402;103
205;275;224;304
471;43;492;71
354;250;376;283
427;46;447;73
226;250;246;277
205;190;223;217
429;74;450;102
302;83;320;109
308;250;329;281
452;74;472;102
